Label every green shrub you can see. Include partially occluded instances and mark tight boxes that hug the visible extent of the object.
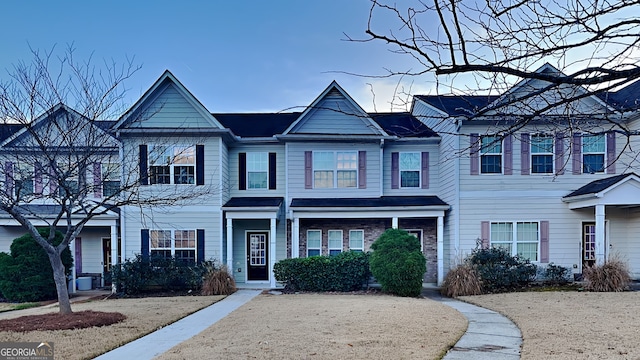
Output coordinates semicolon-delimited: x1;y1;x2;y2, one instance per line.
583;258;631;292
110;255;210;295
468;247;536;293
0;229;73;302
542;263;572;285
369;228;426;297
273;251;370;292
202;264;237;295
441;263;483;297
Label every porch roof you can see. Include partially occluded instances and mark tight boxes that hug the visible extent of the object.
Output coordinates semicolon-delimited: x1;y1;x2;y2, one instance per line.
290;196;448;208
563;173;640;209
222;197;283;208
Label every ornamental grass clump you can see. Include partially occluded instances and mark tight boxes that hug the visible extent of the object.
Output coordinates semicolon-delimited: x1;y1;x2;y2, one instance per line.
440;263;483;297
582;258;631;292
202;264;237;295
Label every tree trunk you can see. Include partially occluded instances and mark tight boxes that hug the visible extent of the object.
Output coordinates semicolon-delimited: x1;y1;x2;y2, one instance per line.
47;251;72;314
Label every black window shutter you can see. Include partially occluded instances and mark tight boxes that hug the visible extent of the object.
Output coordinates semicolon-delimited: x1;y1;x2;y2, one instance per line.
139;145;148;185
268;152;276;190
196;145;205;185
197;229;205;264
239;153;247;190
141;229;150;261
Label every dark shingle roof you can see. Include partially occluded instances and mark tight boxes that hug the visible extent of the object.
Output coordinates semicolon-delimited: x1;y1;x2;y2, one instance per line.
0;124;25;142
213;113;300;137
601;80;640;111
369;112;437;137
414;95;498;116
290;196;447;208
223;197;284;208
564;173;637;198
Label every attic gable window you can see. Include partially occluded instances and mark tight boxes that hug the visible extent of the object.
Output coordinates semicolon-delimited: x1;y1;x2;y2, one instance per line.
313;151;357;188
480;136;502;174
149;145;195;185
582;134;605;173
531;135;554;174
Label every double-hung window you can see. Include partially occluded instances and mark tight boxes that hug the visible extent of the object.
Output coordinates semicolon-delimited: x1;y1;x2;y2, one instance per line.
102;163;121;198
150;229;196;263
399;152;420;188
490;221;539;261
531;135;553;174
58;163;79;197
149;145;195;185
328;230;343;256
480;136;502;174
348;230;364;252
247;152;268;189
14;163;34;198
582;134;605;173
313;151;357;188
307;230;321;257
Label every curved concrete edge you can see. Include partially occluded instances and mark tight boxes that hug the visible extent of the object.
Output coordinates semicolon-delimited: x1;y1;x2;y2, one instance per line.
423;290;522;360
94;289;262;360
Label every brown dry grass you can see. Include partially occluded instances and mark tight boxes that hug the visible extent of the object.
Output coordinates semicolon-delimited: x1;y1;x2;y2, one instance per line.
0;296;222;360
461;291;640;359
156;293;468;360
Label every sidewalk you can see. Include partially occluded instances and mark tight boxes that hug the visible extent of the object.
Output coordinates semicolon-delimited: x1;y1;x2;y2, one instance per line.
94;289;262;360
423;287;522;359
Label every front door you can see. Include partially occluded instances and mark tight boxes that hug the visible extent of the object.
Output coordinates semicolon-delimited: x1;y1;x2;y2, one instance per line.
102;238;112;286
247;232;269;281
582;223;596;269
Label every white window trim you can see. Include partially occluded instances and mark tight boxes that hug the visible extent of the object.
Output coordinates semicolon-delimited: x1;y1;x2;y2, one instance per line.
480;135;503;175
348;229;364;251
399;152;421;188
150;229;196;259
307;229;322;257
489;221;540;262
582;134;606;174
405;229;423;252
530;134;554;175
313;151;358;189
328;229;343;255
246;152;269;190
149;145;196;185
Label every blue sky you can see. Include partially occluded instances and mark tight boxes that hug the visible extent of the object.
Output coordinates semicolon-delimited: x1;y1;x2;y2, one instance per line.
0;1;430;114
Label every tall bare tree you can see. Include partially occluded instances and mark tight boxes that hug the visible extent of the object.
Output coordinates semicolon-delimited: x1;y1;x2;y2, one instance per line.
0;47;214;314
360;0;640;120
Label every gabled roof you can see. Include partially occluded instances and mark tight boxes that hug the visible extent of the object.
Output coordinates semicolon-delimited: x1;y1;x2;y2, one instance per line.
602;80;640;111
214;113;301;137
114;70;224;130
282;81;388;136
564;173;639;198
1;104;117;148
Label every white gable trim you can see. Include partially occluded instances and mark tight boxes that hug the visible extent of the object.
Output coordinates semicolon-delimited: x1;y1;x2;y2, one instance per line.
564;174;640;209
114;70;223;129
282;81;388;136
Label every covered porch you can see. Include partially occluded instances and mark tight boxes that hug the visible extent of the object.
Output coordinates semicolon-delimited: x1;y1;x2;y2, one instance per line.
563;173;640;277
222;197;284;288
289;196;448;284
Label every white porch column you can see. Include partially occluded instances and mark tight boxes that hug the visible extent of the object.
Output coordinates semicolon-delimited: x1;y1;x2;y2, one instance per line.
70;239;77;293
437;216;444;286
110;224;118;293
226;218;233;271
292;217;300;258
270;217;277;288
595;204;606;265
392;217;399;229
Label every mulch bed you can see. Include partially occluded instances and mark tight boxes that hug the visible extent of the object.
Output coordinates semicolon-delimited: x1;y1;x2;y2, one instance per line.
0;310;126;332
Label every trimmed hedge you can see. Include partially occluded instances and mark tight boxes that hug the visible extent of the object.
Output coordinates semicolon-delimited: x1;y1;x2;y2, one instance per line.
110;255;212;295
369;228;426;297
468;247;537;293
273;251;370;292
0;229;73;302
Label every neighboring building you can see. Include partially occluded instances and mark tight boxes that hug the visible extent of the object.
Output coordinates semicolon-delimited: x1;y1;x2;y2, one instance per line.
2;64;640;289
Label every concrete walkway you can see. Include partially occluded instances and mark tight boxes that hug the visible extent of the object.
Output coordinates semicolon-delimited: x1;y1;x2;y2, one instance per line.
423;289;522;359
94;289;262;360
